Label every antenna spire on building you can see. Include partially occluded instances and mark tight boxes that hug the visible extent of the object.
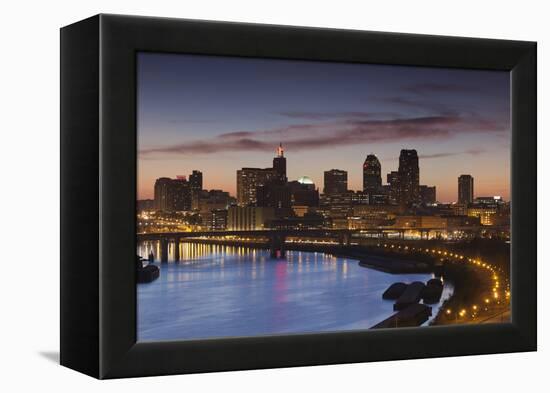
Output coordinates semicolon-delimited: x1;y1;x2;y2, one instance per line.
276;142;284;157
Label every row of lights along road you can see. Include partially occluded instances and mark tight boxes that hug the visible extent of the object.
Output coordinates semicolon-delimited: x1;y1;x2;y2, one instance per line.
378;242;510;322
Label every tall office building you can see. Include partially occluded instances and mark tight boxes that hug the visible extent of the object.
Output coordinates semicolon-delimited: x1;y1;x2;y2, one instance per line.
153;177;172;211
272;143;287;184
363;154;382;192
189;170;203;191
458;175;474;204
387;171;400;205
172;176;192;211
288;178;319;207
419;185;436;204
204;209;228;230
236;167;277;206
197;189;235;214
320;191;353;218
256;183;292;209
398;149;419;206
323;169;348;195
189;170;203;210
153;176;192;212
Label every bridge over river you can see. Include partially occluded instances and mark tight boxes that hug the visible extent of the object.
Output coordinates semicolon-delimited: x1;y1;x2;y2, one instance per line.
137;225;505;261
138;229;358;260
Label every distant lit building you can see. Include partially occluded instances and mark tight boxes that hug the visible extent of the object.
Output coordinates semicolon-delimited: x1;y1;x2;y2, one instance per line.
272;143;287;184
291;205;310;217
236;167;277;206
189;170;203;209
320;191;353;218
267;213;325;230
256;183;292;209
288;178;319;207
227;206;275;230
323;169;348;194
363;154;382;192
394;215;447;229
331;218;350;229
395;214;481;229
351;191;369;206
467;206;498;225
368;192;389;205
467;197;509;226
474;196;505;206
398;149;419;206
197;189;235;214
154;177;171;211
452;203;468;216
386;171;400;205
458;174;474;204
297;176;315;189
445;215;480;227
204;209;228;230
137;199;154;212
234;144;288;206
154;176;192;212
351;204;400;227
347;217;373;230
189;170;202;191
419;185;436;204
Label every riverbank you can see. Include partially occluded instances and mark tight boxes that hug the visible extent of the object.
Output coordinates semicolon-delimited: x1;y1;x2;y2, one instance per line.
327;242;509;326
358;240;510;326
358;257;431;274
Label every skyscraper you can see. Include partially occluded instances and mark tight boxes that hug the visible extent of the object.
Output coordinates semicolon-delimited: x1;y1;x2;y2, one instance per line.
398;149;419;206
172;176;192;211
323;169;348;195
387;171;400;205
256;183;292;209
419;185;436;204
236;144;289;206
153;177;172;211
189;170;203;210
288;178;319;207
458;175;474;204
236;167;277;206
363;154;382;192
272;143;287;184
189;170;203;191
153;176;192;212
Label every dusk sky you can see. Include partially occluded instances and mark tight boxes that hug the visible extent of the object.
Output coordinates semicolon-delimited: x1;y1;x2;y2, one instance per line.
137;52;510;203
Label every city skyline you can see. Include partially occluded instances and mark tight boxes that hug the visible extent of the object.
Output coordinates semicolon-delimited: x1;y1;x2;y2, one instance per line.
140;146;508;204
138;53;511;202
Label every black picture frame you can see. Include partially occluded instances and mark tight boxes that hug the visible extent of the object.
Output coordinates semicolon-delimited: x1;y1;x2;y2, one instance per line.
60;14;536;379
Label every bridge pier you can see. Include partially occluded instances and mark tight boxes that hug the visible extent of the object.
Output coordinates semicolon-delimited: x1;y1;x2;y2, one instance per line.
174;238;180;262
269;233;286;259
339;233;351;246
160;238;168;263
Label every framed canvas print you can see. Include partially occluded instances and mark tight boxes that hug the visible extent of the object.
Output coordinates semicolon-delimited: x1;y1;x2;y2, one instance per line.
60;14;536;379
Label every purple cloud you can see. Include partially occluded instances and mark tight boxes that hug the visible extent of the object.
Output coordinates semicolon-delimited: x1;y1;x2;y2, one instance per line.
139;114;508;157
419;149;486;159
403;83;478;95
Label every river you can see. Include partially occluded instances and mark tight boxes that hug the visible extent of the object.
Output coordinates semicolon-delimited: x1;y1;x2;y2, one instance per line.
137;242;453;341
